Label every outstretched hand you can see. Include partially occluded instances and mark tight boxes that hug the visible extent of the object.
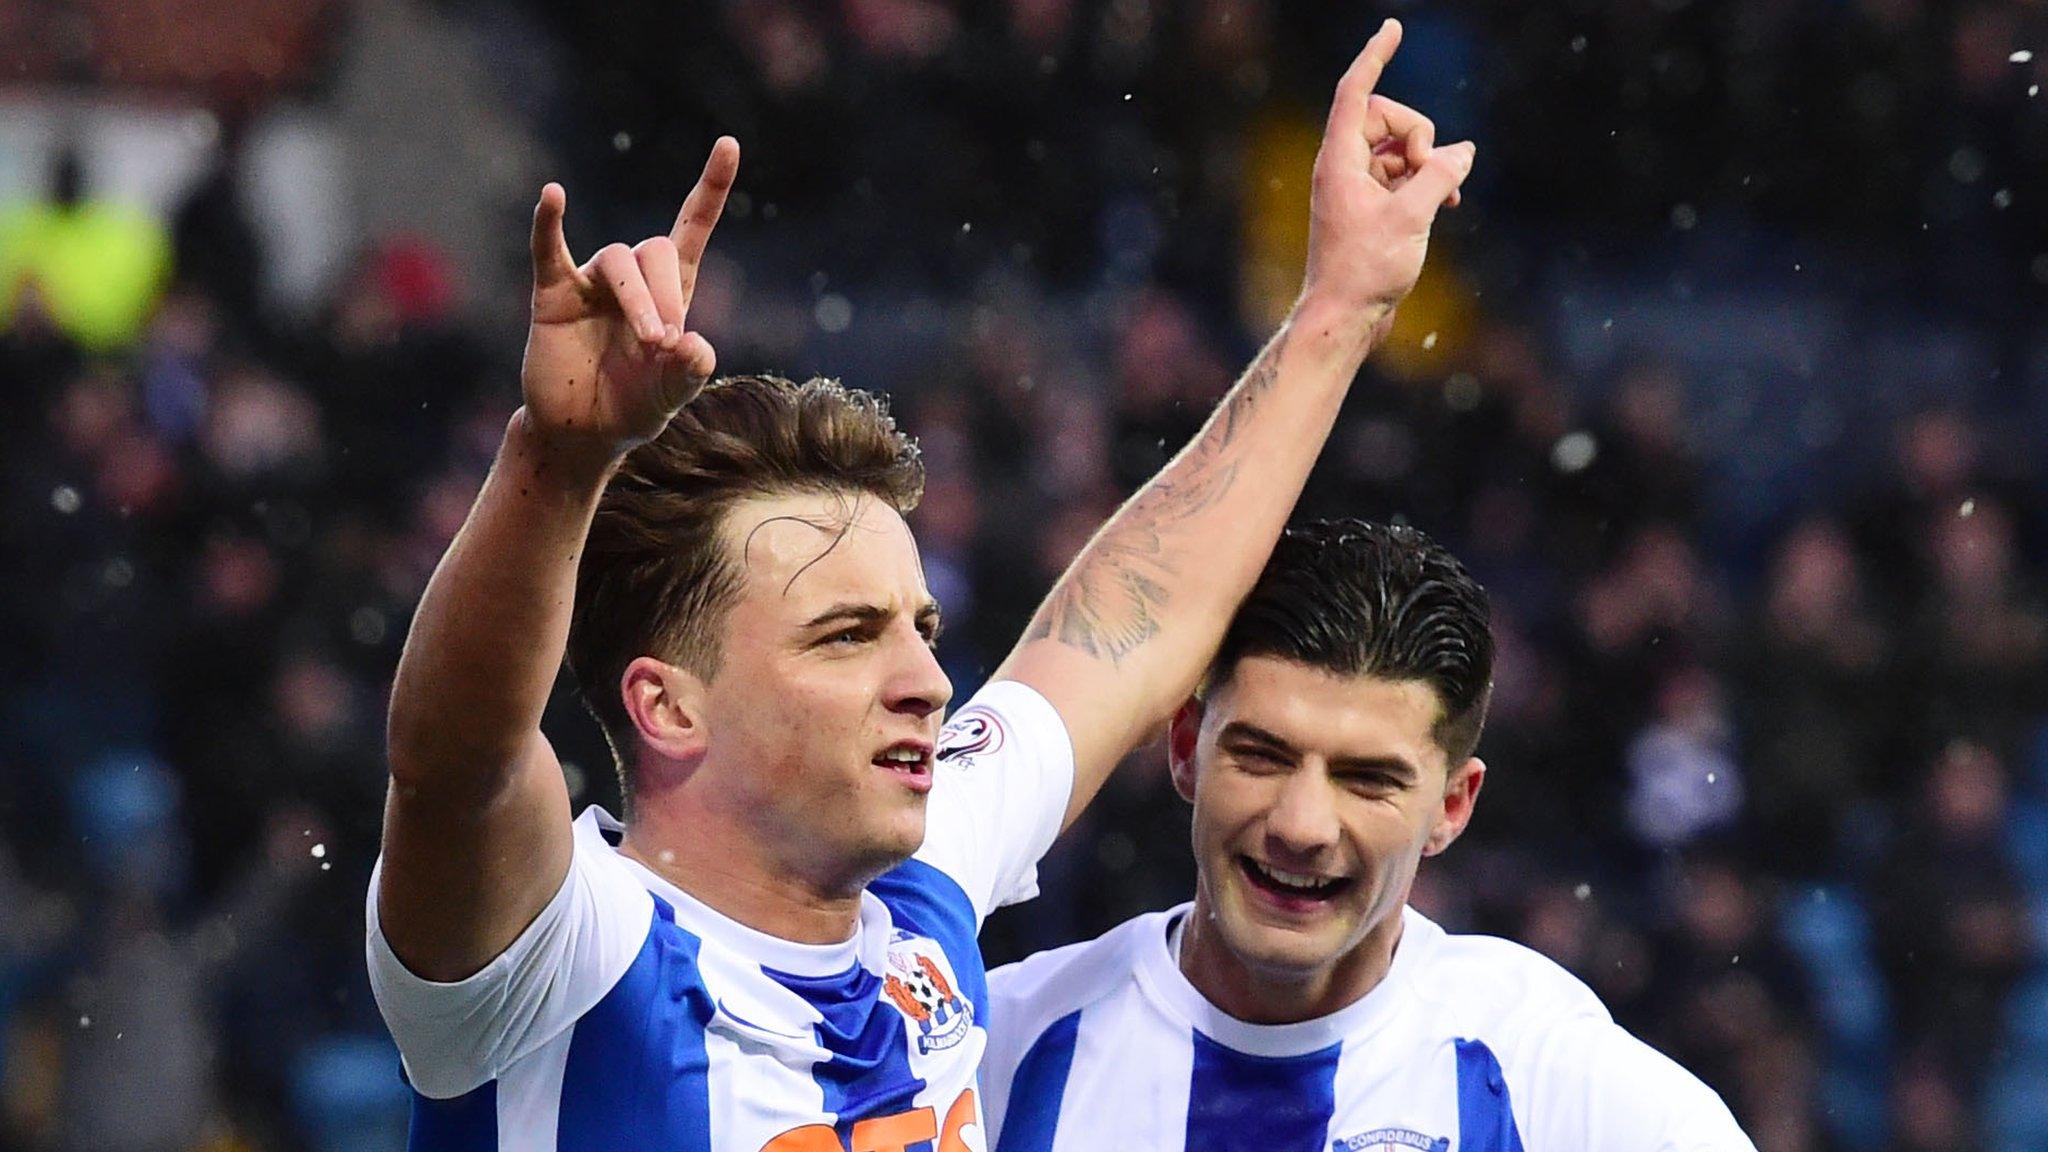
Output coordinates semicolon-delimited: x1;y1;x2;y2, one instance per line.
519;136;740;467
1299;20;1475;328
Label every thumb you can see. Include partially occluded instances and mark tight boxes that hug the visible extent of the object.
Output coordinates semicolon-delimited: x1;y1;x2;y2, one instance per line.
531;183;576;289
658;331;717;407
1393;140;1475;220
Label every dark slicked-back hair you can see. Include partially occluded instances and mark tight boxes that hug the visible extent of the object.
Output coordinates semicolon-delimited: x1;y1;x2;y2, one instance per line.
1207;519;1494;762
567;374;924;793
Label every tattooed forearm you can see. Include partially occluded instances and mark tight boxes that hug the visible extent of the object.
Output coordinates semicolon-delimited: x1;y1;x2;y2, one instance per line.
1027;461;1240;662
1027;324;1293;665
1218;324;1289;444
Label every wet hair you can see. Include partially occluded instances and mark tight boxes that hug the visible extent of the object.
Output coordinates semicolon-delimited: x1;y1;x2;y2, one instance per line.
566;374;923;793
1206;518;1494;762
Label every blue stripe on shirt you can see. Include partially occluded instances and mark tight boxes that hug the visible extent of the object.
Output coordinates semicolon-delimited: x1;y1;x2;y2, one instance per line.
993;1008;1082;1152
1454;1038;1526;1152
1185;1030;1341;1152
407;1079;495;1152
556;898;715;1152
765;961;929;1146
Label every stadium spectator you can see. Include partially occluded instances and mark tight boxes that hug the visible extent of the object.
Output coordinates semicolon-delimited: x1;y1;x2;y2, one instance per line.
0;148;171;354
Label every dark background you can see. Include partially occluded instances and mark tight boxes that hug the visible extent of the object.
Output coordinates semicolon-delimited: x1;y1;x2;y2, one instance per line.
1;2;2046;1149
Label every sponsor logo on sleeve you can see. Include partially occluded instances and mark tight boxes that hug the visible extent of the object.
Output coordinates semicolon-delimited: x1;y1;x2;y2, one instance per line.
1331;1129;1449;1152
935;707;1005;769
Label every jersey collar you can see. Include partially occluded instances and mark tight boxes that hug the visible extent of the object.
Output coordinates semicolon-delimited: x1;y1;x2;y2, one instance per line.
579;806;892;977
1131;901;1434;1058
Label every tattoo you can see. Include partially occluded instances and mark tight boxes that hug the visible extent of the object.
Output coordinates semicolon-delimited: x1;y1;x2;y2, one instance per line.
1027;324;1294;665
1218;322;1288;444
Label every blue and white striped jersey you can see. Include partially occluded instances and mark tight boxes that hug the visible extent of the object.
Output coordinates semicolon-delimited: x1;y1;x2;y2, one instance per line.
982;905;1756;1152
367;680;1073;1152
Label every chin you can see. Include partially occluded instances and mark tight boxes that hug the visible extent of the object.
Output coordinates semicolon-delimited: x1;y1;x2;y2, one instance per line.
1214;886;1362;978
1226;921;1353;982
864;806;929;869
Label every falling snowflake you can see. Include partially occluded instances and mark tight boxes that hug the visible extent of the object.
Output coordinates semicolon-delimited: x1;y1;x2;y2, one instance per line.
1551;431;1598;473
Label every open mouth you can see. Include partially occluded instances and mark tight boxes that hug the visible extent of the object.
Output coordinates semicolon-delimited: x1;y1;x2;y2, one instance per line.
1238;856;1353;911
872;742;934;792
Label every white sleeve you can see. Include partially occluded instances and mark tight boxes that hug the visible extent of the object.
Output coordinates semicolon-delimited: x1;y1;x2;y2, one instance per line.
913;679;1076;922
364;823;654;1099
1513;1013;1758;1152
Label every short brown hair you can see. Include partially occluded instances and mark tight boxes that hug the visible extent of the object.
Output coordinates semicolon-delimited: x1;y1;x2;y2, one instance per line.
567;374;924;790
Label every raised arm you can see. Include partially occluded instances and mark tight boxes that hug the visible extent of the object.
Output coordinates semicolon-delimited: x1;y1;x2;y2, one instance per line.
376;140;738;981
992;21;1475;826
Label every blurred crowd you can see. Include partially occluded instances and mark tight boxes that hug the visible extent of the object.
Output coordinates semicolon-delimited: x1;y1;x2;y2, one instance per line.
2;2;2047;1151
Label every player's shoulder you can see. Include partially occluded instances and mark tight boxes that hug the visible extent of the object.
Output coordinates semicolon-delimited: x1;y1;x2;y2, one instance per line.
1399;906;1608;1034
938;677;1070;764
988;907;1168;1027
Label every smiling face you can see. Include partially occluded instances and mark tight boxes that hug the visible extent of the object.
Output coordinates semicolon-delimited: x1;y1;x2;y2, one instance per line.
688;488;953;891
1172;655;1483;1018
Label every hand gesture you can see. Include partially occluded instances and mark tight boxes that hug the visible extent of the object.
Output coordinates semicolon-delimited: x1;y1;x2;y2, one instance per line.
519;137;740;466
1299;21;1475;325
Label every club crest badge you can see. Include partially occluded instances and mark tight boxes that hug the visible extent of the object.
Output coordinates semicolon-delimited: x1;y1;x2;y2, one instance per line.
882;939;973;1055
936;706;1006;769
1331;1128;1449;1152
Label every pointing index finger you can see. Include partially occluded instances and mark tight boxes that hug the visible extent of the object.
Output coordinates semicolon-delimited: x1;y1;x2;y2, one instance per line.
1324;19;1404;163
669;136;741;265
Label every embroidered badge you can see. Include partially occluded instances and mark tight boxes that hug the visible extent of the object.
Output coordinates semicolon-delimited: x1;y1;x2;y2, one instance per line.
1331;1128;1450;1152
935;706;1006;769
882;940;974;1054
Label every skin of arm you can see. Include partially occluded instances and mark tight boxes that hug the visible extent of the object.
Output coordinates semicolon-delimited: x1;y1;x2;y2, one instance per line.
378;140;740;982
992;20;1479;827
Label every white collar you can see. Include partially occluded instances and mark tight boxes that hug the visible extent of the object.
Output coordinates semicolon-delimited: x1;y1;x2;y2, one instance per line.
1136;901;1432;1058
578;806;891;978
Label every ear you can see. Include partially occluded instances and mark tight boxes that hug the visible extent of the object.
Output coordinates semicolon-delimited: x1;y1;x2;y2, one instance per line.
1423;757;1485;857
620;655;710;770
1167;696;1204;804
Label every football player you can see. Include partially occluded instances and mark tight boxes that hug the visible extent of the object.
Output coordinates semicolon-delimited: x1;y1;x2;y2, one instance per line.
982;521;1757;1152
366;20;1472;1149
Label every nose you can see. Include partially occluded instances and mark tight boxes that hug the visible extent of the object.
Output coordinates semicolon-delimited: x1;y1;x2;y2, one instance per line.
1262;767;1342;859
883;623;953;721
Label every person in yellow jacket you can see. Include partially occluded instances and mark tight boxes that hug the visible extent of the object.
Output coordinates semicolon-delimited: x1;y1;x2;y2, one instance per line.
0;148;171;354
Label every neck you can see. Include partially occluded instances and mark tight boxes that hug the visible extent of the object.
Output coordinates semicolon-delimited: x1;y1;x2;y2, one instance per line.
1178;893;1405;1025
620;803;864;946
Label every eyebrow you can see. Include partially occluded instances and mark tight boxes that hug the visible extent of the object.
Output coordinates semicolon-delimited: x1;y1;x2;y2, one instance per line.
1216;720;1420;782
801;601;944;633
